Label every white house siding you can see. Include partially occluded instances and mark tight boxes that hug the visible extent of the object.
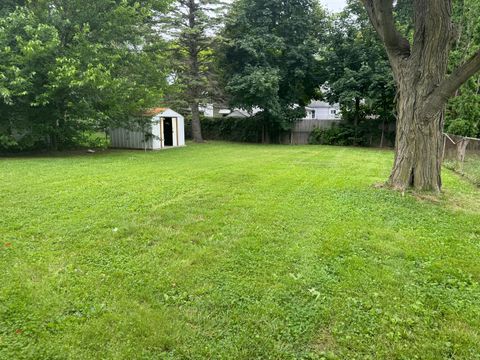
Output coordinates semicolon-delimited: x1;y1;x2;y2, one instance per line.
305;101;340;120
203;104;214;118
314;107;337;119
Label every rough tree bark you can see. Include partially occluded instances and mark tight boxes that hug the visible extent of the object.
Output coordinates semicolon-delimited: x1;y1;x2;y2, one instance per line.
190;102;203;142
362;0;480;192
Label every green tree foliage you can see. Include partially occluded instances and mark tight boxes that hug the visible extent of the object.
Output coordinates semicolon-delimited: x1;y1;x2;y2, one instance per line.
0;1;26;15
0;1;170;150
161;0;228;142
446;0;480;137
320;1;396;146
222;0;325;139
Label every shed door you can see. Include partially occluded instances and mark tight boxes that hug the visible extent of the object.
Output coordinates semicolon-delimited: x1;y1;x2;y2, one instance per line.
163;118;174;146
172;118;178;146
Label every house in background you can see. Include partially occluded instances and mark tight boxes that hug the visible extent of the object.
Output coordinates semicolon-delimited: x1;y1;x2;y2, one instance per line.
202;101;341;121
110;108;186;150
284;101;342;145
305;101;341;120
201;104;232;118
200;101;342;145
226;107;262;118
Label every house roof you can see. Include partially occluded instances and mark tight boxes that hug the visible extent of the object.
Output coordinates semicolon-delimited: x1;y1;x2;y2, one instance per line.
143;107;184;119
227;109;251;118
308;101;338;108
227;107;263;118
143;107;168;116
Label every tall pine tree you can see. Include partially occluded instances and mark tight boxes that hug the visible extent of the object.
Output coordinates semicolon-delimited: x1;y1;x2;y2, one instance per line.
161;0;228;143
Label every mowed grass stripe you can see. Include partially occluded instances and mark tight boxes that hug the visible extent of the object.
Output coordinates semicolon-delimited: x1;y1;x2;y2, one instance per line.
0;142;479;359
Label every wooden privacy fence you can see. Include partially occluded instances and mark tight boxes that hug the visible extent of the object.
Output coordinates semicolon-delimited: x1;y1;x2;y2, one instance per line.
280;119;342;145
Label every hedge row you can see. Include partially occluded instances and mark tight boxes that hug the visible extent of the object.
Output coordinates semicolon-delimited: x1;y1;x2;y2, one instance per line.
186;116;396;147
185;116;264;143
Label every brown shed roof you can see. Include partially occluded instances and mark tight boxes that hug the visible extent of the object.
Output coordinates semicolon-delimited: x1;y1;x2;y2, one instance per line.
143;107;168;116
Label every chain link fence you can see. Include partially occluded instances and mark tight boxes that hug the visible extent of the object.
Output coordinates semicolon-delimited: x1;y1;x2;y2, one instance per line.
443;133;480;186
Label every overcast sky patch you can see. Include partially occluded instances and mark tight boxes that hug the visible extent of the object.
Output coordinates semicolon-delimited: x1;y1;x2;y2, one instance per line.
321;0;347;12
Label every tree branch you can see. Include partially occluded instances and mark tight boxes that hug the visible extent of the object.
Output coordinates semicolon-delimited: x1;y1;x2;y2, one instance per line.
362;0;411;58
424;50;480;114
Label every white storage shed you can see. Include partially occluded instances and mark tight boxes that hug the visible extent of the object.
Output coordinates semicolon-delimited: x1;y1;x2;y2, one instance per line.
110;108;186;150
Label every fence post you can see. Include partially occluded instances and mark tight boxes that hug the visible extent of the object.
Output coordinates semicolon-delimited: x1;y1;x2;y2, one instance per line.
442;135;447;162
457;138;469;173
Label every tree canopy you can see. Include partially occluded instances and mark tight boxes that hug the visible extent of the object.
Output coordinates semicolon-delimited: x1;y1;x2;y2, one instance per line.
0;0;170;150
221;0;326;139
1;0;479;156
320;0;396;145
445;0;480;138
160;0;229;142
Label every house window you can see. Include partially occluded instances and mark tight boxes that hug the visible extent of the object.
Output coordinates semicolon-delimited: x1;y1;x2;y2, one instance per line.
311;110;316;119
330;109;336;115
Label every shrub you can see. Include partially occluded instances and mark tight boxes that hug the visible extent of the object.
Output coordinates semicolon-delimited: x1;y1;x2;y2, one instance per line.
446;118;478;138
309;124;358;146
186;116;395;147
76;132;110;150
185;116;263;143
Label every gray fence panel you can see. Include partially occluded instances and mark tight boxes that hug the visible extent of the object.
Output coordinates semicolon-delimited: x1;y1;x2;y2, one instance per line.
281;119;342;145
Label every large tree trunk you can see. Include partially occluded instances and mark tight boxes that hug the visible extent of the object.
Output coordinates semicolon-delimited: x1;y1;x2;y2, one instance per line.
386;1;451;192
190;102;204;143
360;0;480;192
388;93;444;191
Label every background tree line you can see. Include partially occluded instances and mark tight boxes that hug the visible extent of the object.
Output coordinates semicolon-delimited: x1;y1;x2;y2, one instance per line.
0;0;170;150
0;0;479;151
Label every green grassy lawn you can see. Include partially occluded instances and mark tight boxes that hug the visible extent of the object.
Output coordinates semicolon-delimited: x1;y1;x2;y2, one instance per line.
463;155;480;186
1;142;480;359
445;154;480;187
